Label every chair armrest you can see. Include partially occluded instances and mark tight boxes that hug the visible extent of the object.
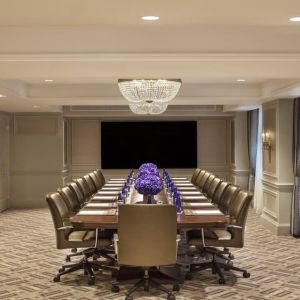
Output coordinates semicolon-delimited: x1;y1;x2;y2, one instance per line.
57;226;74;231
227;224;243;229
113;233;119;256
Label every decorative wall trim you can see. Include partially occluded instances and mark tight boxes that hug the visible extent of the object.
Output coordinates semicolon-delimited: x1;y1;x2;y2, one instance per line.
263;171;278;180
262;207;278;222
262;178;294;192
11;170;63;176
231;169;249;176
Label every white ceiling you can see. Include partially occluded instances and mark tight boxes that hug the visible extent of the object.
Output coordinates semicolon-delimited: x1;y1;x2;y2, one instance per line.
0;0;300;112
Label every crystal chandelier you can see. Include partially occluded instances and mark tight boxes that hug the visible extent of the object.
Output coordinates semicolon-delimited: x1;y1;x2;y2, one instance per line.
118;79;182;114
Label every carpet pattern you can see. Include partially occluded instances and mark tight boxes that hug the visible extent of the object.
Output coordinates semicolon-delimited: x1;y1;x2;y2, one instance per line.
0;208;300;300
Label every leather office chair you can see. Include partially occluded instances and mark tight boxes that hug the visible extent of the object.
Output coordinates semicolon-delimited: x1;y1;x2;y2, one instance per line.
95;169;106;186
112;204;179;300
89;172;103;190
46;192;114;285
218;184;241;214
198;172;211;191
83;174;98;194
186;190;253;284
211;181;230;206
191;168;201;185
68;181;86;206
206;177;222;200
57;185;81;214
74;177;93;198
202;174;215;195
194;170;206;186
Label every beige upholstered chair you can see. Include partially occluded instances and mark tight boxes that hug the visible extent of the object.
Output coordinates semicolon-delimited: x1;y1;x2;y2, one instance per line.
95;169;106;186
186;190;253;284
202;174;215;194
206;177;222;200
112;204;179;300
68;182;86;206
46;192;114;285
57;185;81;214
83;174;98;194
211;181;230;206
218;184;241;214
191;168;202;185
74;178;93;198
198;172;211;191
194;170;206;186
89;172;103;190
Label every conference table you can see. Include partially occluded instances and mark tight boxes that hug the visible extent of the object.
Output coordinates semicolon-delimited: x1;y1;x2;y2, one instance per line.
71;178;227;230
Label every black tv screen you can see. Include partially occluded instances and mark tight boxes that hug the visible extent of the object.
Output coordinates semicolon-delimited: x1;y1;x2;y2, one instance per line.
101;121;197;169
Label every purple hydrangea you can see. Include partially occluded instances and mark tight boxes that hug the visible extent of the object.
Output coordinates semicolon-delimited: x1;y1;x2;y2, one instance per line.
139;163;158;171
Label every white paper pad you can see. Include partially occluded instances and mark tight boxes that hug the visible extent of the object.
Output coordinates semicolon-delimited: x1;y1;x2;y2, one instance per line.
102;187;121;190
91;196;116;200
86;203;116;208
186;202;214;207
190;210;223;215
177;187;198;190
182;196;206;200
180;191;203;195
96;191;119;195
175;183;194;186
108;178;126;181
104;183;124;187
172;177;188;180
78;210;116;216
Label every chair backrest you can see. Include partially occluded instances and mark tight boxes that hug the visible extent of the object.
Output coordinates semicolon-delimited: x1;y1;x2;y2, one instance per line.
74;178;92;198
194;170;206;185
83;174;97;194
68;182;86;205
228;190;253;247
219;184;241;213
118;204;177;267
89;172;103;190
95;169;106;185
191;168;201;185
198;172;211;190
211;181;230;205
206;177;222;199
202;174;215;194
46;192;72;247
57;186;81;213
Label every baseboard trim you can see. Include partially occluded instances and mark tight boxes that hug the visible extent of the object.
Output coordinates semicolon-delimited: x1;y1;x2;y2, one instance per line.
261;213;291;236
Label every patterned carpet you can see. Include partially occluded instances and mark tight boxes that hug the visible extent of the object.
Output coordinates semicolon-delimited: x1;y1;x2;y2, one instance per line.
0;208;300;300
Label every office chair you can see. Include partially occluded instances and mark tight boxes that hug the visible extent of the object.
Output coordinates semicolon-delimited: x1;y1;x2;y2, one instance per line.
57;185;81;214
206;177;222;200
74;177;93;198
68;181;86;206
194;170;206;186
112;204;180;300
186;190;253;284
83;174;98;194
198;172;211;191
202;174;216;195
95;169;106;186
89;172;103;190
191;168;202;185
210;181;230;206
218;184;241;214
46;192;115;285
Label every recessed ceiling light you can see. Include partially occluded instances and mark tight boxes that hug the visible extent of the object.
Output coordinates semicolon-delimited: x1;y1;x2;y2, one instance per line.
0;94;7;98
44;79;54;82
289;16;300;22
236;79;246;82
33;105;40;109
141;16;159;21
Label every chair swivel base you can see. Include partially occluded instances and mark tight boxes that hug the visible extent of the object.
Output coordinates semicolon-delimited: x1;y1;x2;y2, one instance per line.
112;269;179;300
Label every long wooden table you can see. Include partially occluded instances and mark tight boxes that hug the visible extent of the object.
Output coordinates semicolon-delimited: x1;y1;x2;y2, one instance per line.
71;180;227;230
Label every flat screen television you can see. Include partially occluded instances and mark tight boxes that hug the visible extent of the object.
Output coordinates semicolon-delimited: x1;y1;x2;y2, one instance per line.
101;121;197;169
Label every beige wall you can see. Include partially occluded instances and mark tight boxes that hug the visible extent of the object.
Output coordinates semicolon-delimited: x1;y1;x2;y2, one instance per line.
0;113;10;211
10;114;64;208
261;99;294;235
66;117;233;181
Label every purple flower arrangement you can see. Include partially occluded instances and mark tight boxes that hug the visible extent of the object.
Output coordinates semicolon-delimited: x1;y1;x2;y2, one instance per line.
134;163;163;196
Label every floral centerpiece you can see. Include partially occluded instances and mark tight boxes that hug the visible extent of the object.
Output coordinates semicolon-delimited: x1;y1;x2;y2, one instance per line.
135;163;163;203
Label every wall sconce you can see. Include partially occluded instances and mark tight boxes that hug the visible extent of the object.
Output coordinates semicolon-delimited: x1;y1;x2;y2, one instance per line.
262;131;272;163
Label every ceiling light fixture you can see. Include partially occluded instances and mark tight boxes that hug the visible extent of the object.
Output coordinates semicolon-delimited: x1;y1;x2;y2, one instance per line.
33;105;40;109
118;79;182;114
141;16;159;21
44;79;54;82
236;79;246;82
0;94;7;98
289;16;300;22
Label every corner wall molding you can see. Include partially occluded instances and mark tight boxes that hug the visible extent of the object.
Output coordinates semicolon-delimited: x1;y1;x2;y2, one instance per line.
262;178;294;192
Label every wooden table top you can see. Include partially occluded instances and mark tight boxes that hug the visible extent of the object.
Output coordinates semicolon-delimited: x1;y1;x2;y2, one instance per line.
71;182;228;230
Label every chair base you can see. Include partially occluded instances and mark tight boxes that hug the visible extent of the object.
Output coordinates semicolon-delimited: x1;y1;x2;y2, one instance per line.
112;269;179;300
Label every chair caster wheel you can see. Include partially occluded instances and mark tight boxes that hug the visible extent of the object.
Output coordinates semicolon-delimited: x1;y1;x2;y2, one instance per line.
228;254;235;260
88;276;95;285
218;278;226;284
167;294;176;300
111;285;120;293
71;248;77;253
125;296;133;300
185;273;192;280
65;256;71;262
173;284;180;291
53;276;60;282
243;271;250;278
58;268;64;273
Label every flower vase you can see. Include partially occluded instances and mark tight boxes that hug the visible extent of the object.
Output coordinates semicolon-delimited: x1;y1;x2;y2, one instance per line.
143;194;154;204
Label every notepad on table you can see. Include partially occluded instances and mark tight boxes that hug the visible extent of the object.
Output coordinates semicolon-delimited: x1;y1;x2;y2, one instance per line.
172;177;188;180
175;183;194;186
177;187;198;190
91;195;117;201
104;183;124;187
101;187;121;190
181;195;206;200
108;178;125;181
184;209;223;216
180;191;203;195
96;191;119;195
85;203;117;208
78;209;117;216
182;202;214;207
